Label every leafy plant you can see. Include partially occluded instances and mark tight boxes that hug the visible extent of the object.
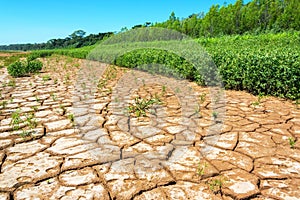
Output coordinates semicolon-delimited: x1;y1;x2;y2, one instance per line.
199;93;207;104
20;130;31;138
8;78;16;87
25;113;37;129
212;111;218;119
207;178;226;194
7;59;43;77
289;137;296;149
0;100;7;109
42;75;51;82
128;96;161;117
10;109;22;131
67;113;75;126
197;162;208;176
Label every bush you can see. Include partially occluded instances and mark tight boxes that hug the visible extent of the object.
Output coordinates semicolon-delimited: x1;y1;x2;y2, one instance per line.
26;60;43;73
7;61;26;77
7;59;43;77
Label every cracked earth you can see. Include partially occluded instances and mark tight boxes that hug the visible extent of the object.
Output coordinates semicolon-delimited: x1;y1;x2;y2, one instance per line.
0;56;299;199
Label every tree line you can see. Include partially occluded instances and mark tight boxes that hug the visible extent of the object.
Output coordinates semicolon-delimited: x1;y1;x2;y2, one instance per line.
0;30;113;51
0;0;298;51
152;0;299;37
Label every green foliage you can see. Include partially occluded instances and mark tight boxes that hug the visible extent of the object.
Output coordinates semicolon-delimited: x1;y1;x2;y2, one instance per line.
288;137;296;149
7;58;43;77
10;109;22;131
42;75;51;82
197;162;208;176
208;32;300;100
128;96;162;117
7;61;26;77
207;178;225;194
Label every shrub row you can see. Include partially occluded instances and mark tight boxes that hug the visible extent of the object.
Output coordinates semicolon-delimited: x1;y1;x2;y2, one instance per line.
31;32;300;100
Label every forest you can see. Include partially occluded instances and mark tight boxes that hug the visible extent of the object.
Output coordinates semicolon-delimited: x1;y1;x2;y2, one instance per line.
0;0;299;51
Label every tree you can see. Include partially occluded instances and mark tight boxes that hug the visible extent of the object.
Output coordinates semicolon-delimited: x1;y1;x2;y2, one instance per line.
69;30;86;39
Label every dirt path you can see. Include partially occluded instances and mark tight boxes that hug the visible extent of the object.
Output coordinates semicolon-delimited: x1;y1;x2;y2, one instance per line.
0;56;299;199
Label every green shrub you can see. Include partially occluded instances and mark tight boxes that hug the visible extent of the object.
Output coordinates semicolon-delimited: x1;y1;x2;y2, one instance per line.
7;61;26;77
7;59;43;77
26;60;43;73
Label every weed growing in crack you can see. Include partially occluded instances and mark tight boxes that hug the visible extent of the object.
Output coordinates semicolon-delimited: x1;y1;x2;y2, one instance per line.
31;106;39;112
20;129;31;138
295;99;300;109
59;104;67;115
206;177;226;194
35;96;40;103
0;100;7;109
199;93;207;104
67;113;75;126
42;75;51;82
252;94;265;107
8;79;16;88
25;113;38;129
212;111;218;119
161;85;167;96
51;93;57;101
197;162;208;176
128;95;162;117
10;109;22;131
288;137;296;149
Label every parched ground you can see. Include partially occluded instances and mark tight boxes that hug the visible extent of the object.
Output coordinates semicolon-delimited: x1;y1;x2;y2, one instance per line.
0;56;299;200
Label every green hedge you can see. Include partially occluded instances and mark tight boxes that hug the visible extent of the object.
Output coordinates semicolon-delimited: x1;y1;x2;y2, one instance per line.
31;32;300;100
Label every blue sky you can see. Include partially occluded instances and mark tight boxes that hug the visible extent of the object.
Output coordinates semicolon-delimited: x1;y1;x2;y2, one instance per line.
1;0;247;45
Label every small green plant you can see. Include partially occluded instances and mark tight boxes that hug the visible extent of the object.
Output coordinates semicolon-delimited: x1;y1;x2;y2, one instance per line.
288;137;296;149
20;130;31;138
10;109;22;131
252;94;264;106
197;162;208;176
199;93;207;104
42;75;51;82
25;113;37;129
54;78;58;84
67;113;75;126
207;177;226;194
212;111;218;119
35;96;40;103
161;85;167;95
50;93;57;101
128;96;161;117
59;104;67;115
8;79;16;87
31;106;39;112
1;100;7;109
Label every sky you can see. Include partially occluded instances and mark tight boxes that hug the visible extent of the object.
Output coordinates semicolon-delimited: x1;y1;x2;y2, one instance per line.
0;0;248;45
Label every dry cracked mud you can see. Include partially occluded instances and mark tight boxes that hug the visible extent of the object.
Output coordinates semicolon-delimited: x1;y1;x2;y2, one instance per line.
0;55;299;200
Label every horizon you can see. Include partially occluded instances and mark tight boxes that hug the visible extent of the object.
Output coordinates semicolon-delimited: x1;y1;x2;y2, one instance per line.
0;0;250;46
